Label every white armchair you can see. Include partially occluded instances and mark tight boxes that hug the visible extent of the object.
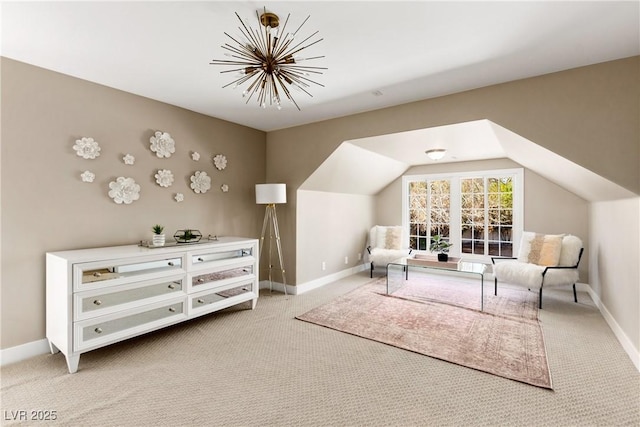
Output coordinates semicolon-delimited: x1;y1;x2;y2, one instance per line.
366;225;412;277
492;232;583;309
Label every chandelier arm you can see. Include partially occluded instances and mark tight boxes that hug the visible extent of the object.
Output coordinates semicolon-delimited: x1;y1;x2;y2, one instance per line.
220;70;260;89
222;32;258;57
222;41;258;58
281;65;328;73
274;77;301;111
281;70;324;90
243;73;266;104
291;15;310;37
259;8;273;60
270;74;282;104
271;13;291;54
235;12;263;53
281;36;324;60
272;36;296;60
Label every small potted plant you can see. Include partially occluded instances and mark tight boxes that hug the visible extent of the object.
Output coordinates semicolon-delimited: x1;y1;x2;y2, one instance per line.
152;224;165;247
430;234;452;262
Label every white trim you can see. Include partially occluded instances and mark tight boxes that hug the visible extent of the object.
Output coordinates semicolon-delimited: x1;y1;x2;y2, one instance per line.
287;263;368;295
259;280;290;294
0;339;50;367
402;168;524;263
582;284;640;372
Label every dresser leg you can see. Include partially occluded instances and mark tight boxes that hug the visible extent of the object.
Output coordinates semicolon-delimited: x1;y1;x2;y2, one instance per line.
48;340;60;354
66;355;80;374
251;298;257;310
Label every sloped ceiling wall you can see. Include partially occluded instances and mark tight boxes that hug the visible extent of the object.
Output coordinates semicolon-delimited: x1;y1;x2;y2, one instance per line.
300;119;637;201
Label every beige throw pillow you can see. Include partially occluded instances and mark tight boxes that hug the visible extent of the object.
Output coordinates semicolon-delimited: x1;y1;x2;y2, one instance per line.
518;232;564;266
376;226;402;250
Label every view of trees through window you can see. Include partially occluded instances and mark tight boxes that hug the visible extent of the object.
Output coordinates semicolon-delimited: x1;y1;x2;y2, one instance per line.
461;177;513;256
407;175;514;257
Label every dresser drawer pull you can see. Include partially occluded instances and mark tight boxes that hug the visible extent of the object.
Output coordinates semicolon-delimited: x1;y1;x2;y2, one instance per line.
197;299;205;304
93;299;102;306
94;327;103;334
93;272;101;277
169;307;176;313
198;278;205;283
167;261;174;266
168;284;176;290
197;257;204;262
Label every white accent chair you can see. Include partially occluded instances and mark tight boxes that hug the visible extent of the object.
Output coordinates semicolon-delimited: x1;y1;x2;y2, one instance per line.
492;232;583;309
366;225;412;277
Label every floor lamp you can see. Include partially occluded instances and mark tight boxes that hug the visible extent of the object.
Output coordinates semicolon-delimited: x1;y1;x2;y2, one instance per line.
256;183;287;295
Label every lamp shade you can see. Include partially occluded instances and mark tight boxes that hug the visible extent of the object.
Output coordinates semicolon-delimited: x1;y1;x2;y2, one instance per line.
256;183;287;204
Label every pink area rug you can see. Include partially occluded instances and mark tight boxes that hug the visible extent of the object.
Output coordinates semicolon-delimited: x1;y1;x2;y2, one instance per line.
296;275;552;389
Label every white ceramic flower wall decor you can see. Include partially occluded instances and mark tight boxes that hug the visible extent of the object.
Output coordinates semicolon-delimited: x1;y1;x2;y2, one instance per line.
123;154;135;165
220;184;229;193
73;137;101;159
190;171;211;194
81;171;95;183
213;154;227;170
108;177;141;204
175;193;184;203
155;169;174;187
149;131;176;158
191;152;200;161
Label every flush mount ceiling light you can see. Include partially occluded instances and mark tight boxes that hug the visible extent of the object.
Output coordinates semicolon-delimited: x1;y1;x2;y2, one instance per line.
425;149;447;160
210;7;326;110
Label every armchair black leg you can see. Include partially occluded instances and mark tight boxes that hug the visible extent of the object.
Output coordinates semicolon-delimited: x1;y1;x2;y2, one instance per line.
494;278;497;296
539;288;543;309
370;262;374;278
573;283;578;303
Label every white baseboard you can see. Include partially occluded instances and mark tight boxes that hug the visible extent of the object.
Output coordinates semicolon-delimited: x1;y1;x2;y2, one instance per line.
582;284;640;371
292;263;367;295
259;280;289;294
0;338;50;367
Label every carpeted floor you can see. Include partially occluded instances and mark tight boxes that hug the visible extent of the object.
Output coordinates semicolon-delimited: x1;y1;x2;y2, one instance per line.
1;271;639;426
297;275;551;388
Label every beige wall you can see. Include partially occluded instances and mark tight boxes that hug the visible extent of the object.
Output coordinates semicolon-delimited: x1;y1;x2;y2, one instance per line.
1;58;266;349
2;56;638;359
268;56;638;285
590;198;640;352
267;57;638;360
375;158;590;282
297;190;374;283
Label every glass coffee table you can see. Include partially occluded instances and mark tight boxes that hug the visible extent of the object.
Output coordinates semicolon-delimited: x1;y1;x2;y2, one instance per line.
386;255;487;311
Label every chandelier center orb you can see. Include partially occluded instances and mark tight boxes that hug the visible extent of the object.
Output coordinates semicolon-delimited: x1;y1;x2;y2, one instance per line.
210;7;327;111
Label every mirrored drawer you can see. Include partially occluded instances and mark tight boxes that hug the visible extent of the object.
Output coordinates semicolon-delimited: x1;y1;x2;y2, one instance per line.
74;276;185;321
189;281;255;314
74;255;184;291
74;299;186;352
191;247;254;270
192;265;253;289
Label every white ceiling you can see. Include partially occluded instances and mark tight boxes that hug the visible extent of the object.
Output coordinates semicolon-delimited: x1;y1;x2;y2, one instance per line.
2;1;639;133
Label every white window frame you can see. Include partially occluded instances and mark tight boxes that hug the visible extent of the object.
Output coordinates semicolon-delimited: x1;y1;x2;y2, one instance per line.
402;168;524;262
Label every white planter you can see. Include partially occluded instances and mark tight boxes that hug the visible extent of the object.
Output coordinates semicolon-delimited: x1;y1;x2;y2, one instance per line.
152;234;166;247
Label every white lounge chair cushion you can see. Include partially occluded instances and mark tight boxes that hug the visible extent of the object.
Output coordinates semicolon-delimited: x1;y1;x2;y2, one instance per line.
493;260;579;288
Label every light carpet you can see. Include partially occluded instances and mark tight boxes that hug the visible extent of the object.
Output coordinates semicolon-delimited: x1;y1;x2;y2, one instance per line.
296;275;552;388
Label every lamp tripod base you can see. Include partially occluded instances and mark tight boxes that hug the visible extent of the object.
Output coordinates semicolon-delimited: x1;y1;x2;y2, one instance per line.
259;204;287;295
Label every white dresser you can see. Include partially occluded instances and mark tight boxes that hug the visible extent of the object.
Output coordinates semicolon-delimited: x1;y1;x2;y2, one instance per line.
46;237;258;373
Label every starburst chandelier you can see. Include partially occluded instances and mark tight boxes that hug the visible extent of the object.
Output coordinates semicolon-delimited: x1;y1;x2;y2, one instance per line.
210;7;326;110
